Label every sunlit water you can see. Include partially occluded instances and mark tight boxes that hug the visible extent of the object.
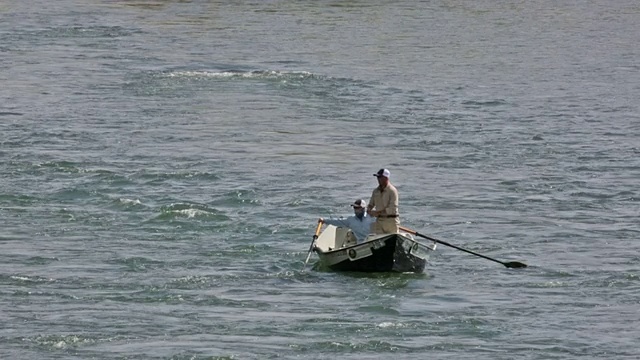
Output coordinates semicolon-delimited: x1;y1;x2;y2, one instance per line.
1;1;639;359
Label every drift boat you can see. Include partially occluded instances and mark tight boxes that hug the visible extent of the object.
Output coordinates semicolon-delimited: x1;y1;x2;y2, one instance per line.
312;225;437;273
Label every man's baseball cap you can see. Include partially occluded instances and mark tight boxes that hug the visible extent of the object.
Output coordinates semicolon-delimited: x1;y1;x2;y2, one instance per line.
351;199;366;208
373;168;390;178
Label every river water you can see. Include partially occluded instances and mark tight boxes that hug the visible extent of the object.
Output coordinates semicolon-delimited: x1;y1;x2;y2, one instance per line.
1;1;639;359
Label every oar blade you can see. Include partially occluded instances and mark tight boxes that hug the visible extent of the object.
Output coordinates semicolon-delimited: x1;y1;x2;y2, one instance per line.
504;261;527;269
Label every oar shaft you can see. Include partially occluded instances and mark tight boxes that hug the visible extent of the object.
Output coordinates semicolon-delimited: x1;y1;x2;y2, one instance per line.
303;219;324;269
400;226;522;268
431;237;507;266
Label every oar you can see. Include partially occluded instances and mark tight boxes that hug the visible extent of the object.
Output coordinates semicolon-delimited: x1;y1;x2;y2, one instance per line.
303;219;324;270
400;226;527;269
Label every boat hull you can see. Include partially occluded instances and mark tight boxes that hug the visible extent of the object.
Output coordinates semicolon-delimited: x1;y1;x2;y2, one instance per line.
314;227;436;273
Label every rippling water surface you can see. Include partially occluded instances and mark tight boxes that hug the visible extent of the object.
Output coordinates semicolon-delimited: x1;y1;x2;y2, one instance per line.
1;1;639;359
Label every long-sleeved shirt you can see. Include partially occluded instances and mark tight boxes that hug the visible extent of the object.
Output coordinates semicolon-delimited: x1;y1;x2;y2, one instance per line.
368;183;399;217
323;214;376;243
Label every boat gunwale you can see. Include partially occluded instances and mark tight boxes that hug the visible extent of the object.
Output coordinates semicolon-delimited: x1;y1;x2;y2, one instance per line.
314;231;436;255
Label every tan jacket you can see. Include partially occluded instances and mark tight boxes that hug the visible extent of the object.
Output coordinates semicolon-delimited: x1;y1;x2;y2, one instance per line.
367;183;399;217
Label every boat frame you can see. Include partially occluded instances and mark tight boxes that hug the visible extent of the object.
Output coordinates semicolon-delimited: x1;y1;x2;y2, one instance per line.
313;225;437;273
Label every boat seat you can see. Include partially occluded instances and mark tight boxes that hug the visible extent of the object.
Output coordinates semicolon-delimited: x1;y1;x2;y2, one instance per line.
334;227;356;248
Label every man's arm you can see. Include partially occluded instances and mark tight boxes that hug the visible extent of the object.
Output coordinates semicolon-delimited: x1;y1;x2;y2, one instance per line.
321;218;350;228
367;191;376;216
384;187;398;215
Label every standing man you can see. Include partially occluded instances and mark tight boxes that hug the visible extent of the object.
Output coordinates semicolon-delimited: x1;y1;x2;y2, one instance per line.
367;168;400;234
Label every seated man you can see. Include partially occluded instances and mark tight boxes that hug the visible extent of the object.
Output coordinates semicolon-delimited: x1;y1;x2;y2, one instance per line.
320;199;376;244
